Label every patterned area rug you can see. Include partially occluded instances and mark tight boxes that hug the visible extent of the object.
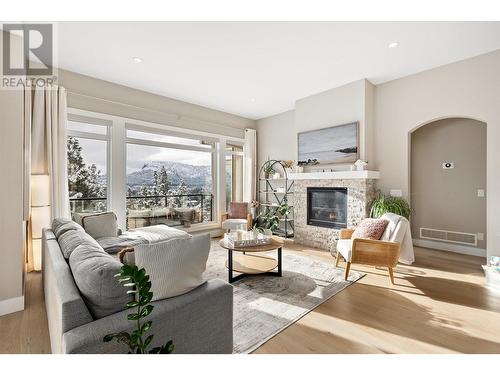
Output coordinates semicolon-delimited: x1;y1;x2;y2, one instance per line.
204;240;365;353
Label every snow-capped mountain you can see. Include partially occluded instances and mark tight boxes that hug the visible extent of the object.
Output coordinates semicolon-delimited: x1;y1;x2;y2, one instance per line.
126;161;211;191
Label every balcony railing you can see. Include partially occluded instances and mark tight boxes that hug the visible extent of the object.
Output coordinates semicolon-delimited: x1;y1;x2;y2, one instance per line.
69;193;214;229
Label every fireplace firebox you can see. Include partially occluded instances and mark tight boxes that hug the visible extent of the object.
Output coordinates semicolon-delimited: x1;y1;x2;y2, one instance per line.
307;187;348;229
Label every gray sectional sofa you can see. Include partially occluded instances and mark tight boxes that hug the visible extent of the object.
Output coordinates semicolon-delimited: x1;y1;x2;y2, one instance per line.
42;219;233;354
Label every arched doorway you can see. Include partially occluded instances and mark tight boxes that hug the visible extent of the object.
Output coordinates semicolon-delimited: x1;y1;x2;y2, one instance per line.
410;117;487;255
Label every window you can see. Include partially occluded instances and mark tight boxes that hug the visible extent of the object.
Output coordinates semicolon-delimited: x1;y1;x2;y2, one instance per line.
66;109;245;231
66;119;110;215
225;143;244;211
125;128;215;229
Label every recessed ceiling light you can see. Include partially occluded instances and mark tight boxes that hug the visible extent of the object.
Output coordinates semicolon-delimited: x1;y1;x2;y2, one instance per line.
388;42;399;49
250;98;256;102
132;57;143;63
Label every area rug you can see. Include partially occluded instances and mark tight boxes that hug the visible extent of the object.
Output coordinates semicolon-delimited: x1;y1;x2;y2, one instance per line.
203;240;365;353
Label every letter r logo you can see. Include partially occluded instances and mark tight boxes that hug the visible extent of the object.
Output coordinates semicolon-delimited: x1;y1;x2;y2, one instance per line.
2;23;53;76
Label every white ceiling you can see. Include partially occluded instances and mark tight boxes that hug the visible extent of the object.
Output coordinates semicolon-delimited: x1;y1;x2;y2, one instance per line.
56;22;500;120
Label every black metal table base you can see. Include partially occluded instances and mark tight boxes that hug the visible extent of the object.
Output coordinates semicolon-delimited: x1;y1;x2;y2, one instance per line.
228;247;282;283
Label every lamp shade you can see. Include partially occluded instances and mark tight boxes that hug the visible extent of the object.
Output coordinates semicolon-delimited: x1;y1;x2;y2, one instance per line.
31;206;51;239
31;174;50;207
32;238;42;271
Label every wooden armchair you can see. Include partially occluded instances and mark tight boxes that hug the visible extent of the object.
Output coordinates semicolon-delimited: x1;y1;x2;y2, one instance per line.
336;227;402;284
221;202;253;232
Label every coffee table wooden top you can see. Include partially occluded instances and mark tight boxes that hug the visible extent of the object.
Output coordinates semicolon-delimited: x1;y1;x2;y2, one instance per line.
219;236;284;253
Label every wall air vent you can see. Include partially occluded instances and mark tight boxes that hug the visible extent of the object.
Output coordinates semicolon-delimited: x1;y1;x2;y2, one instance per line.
420;228;477;246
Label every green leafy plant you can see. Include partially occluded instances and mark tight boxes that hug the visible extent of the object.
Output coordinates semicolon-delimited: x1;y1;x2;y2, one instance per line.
255;202;290;232
263;161;275;178
370;192;412;220
103;264;174;354
277;202;291;216
255;211;279;232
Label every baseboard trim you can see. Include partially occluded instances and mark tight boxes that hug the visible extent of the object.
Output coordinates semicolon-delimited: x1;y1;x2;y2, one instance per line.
0;295;24;316
413;238;486;257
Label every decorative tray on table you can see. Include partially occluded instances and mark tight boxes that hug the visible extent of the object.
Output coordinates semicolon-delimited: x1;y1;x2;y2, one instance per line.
223;230;272;248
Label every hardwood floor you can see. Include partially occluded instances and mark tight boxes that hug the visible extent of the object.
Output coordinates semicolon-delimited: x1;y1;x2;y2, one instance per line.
1;243;498;354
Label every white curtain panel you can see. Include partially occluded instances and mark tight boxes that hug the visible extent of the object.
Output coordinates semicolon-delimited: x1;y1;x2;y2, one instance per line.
31;85;71;220
23;87;32;221
242;128;257;203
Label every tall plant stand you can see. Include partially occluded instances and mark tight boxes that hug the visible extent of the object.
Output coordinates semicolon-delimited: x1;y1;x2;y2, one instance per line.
257;160;294;238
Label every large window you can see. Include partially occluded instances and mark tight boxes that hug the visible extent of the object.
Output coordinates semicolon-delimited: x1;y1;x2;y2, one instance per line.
125;128;215;229
67;119;110;214
66;109;246;231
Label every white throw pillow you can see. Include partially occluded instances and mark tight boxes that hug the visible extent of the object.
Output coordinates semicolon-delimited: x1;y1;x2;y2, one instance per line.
134;234;210;301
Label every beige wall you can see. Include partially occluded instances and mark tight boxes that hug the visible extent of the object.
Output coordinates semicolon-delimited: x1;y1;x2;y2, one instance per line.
295;79;375;167
257;110;296;169
0;89;24;303
375;49;500;259
0;32;25;306
257;79;376;172
58;69;256;138
411;118;487;249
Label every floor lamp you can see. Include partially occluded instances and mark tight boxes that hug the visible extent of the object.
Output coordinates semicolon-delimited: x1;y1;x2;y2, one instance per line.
31;174;51;271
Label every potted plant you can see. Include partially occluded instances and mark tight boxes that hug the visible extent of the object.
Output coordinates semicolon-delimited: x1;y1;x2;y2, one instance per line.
370;192;412;219
255;211;280;232
263;161;275;179
103;264;174;354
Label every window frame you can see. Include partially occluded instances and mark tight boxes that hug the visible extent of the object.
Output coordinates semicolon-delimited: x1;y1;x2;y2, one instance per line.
66;114;112;212
224;142;244;211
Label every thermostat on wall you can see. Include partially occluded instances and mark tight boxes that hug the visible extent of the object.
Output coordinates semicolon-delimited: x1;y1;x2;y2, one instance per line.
442;161;455;169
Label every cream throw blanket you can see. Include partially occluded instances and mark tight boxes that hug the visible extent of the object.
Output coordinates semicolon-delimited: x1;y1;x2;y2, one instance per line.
380;213;415;265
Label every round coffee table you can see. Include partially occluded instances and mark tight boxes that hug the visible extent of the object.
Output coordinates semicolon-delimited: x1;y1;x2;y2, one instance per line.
219;237;284;283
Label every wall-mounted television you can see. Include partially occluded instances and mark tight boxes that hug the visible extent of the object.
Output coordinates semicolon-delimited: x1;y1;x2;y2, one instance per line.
297;122;359;165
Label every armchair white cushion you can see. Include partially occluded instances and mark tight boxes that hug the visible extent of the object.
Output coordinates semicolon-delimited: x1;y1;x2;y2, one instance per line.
221;218;248;230
336;213;414;266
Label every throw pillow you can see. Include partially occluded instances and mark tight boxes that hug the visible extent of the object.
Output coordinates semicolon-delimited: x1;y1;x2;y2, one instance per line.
81;212;118;239
352;218;389;240
229;202;248;219
134;234;210;301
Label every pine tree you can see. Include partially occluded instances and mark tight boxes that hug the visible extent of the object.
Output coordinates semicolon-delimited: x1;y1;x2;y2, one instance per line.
155;166;169;196
67;136;104;199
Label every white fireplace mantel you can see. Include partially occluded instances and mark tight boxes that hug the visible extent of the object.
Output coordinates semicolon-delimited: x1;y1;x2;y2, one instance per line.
288;170;380;180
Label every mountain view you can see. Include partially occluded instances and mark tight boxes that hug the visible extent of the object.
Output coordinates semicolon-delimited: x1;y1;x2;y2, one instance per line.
126;161;212;194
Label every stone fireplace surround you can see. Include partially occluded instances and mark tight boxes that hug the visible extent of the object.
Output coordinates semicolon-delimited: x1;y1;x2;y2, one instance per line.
290;171;379;252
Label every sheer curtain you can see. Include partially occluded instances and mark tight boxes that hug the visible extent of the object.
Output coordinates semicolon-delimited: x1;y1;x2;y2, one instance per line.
242;128;257;204
27;84;70;271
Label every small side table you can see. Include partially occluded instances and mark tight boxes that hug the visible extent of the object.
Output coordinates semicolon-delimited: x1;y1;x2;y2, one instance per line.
219;237;284;283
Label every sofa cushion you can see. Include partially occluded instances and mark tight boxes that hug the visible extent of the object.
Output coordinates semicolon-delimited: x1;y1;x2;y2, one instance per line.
69;241;131;319
52;218;82;238
56;222;84;239
134;234;210;301
352;218;389;240
59;229;99;259
81;212;118;239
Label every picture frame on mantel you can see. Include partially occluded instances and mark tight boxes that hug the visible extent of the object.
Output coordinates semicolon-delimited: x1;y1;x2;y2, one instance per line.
297;122;359;165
